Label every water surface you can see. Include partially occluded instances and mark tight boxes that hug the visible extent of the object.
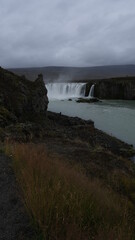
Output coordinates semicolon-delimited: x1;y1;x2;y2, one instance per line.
48;99;135;147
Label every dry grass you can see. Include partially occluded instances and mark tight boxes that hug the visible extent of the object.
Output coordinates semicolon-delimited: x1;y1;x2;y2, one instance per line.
5;143;135;240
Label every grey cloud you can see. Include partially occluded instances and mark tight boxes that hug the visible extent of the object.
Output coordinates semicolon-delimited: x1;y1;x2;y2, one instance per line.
0;0;135;68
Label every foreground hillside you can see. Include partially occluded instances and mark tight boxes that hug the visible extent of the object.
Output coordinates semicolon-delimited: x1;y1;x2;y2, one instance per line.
1;67;135;239
5;143;135;240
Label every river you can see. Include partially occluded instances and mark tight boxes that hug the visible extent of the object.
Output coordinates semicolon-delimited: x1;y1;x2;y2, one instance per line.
48;99;135;147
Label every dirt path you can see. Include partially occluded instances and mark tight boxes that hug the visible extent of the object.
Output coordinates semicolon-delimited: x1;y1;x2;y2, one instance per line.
0;152;36;240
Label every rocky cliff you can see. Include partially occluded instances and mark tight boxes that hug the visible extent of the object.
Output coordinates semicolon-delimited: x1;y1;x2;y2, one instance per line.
86;77;135;100
0;67;48;125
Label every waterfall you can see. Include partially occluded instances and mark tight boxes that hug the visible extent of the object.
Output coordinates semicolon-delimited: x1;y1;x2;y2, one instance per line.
89;84;95;98
46;83;86;100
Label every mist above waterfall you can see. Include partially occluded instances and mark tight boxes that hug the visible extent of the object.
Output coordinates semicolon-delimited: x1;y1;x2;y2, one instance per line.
45;74;73;84
46;83;86;100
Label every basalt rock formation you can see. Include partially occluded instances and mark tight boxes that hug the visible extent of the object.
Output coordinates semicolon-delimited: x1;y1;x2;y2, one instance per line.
86;77;135;100
0;67;48;122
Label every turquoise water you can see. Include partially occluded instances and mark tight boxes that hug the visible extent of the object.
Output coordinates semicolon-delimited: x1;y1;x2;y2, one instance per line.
48;99;135;147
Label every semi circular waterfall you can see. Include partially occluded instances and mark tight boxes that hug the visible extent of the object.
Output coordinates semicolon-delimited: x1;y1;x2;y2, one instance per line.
46;83;86;100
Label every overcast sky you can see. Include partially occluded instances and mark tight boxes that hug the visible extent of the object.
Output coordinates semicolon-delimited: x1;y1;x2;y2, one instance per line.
0;0;135;68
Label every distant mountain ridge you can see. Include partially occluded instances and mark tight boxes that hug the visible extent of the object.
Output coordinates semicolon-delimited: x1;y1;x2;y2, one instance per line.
9;65;135;82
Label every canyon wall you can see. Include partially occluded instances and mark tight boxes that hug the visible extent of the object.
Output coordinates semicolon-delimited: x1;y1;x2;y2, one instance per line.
86;78;135;100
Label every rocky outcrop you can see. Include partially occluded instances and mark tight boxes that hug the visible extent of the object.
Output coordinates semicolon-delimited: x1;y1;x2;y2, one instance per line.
29;74;48;113
86;77;135;100
76;98;100;103
0;67;48;120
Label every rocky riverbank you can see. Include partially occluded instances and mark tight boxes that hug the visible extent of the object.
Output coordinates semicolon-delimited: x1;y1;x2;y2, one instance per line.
1;110;135;182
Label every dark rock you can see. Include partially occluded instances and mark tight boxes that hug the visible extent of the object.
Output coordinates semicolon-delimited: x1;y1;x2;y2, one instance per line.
0;107;17;127
95;79;135;100
48;111;94;127
0;67;48;119
86;77;135;100
76;97;100;103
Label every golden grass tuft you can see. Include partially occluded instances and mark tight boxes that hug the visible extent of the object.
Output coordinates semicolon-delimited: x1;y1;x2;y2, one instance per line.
5;143;135;240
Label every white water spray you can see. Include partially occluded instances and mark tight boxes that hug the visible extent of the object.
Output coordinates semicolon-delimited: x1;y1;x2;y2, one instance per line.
46;83;86;100
89;84;95;98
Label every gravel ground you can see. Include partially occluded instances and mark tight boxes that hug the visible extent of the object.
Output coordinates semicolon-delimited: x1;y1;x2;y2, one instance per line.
0;152;36;240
